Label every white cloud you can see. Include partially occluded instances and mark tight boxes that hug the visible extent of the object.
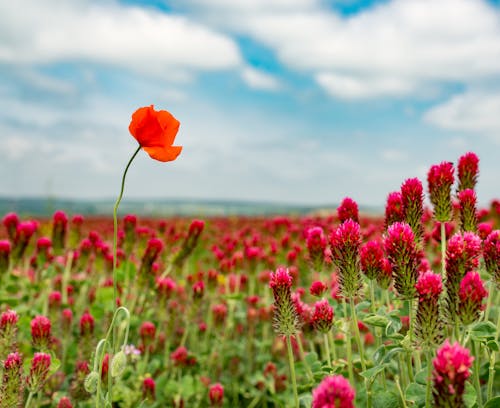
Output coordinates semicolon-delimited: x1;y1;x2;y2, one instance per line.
241;67;282;91
181;0;500;99
424;89;500;141
380;149;409;162
0;0;242;78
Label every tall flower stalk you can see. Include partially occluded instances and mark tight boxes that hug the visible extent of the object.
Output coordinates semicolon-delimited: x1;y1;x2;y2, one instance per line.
427;161;454;279
89;105;182;406
269;267;300;408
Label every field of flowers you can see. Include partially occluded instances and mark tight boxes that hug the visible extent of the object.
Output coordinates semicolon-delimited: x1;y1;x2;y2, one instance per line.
0;107;499;408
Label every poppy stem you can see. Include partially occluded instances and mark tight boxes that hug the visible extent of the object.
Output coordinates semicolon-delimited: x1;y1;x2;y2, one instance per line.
109;144;141;402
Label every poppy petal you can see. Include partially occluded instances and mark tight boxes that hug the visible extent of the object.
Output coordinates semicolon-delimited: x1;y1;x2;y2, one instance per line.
156;110;180;146
143;145;183;162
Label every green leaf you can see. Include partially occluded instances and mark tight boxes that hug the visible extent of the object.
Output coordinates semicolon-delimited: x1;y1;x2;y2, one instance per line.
464;381;477;408
405;382;426;407
380;347;405;364
415;367;429;385
360;364;388;382
469;321;496;342
304;352;319;366
385;316;402;336
372;390;400;408
486;340;499;352
363;314;390;328
299;394;312;408
484;396;500;408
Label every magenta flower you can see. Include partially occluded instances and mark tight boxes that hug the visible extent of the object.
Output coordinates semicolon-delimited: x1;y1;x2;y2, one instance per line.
31;315;52;350
138;237;164;287
79;311;95;336
457;189;477;232
329;219;362;299
445;232;482;323
458;271;488;325
208;383;224;407
306;226;327;271
415;272;443;347
384;222;420;299
27;352;51;392
139;321;156;347
269;267;299;336
0;352;23;408
385;191;404;230
433;340;473;407
0;309;19;361
312;299;334;334
401;178;424;242
337;197;359;224
309;280;328;298
312;374;355;408
52;210;68;254
483;230;500;288
360;240;385;281
57;397;73;408
0;240;11;275
427;161;454;222
142;377;156;401
457;152;479;192
2;212;19;241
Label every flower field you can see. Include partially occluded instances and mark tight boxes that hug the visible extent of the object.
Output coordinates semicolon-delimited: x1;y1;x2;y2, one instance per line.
0;108;499;408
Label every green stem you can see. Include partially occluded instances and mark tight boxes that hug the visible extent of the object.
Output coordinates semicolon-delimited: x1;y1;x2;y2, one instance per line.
113;145;141;311
425;350;433;408
407;299;415;383
109;145;141;403
483;280;494;322
24;392;35;408
350;297;366;372
440;222;446;281
286;335;299;408
323;332;331;366
487;350;496;401
296;335;314;382
395;375;408;408
472;340;483;408
342;299;354;385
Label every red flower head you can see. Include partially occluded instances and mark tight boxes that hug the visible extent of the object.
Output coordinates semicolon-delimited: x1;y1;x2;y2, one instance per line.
329;219;362;299
57;397;73;408
337;197;359;223
416;271;442;302
427;161;454;222
1;352;23;407
457;189;477;232
385;191;404;230
309;280;328;298
269;267;299;336
208;383;224;407
142;377;156;401
312;374;355;408
140;321;156;346
484;230;500;288
306;226;327;271
311;299;334;333
31;315;52;350
384;222;420;299
433;340;473;407
129;105;182;162
2;212;19;241
360;240;385;281
457;152;479;192
458;271;488;325
27;352;51;392
401;178;424;242
79;311;95;336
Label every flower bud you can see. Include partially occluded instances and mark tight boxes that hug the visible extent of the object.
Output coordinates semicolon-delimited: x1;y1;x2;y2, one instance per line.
110;350;127;378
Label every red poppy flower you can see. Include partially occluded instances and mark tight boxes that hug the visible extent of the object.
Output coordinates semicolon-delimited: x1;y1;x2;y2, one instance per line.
129;105;182;162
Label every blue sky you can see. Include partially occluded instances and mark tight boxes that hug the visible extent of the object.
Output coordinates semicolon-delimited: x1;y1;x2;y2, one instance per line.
0;0;499;207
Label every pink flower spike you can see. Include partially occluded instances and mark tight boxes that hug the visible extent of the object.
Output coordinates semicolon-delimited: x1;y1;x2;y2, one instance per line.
312;374;355;408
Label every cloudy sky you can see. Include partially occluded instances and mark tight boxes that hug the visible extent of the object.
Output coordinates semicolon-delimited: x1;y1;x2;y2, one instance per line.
1;0;500;207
